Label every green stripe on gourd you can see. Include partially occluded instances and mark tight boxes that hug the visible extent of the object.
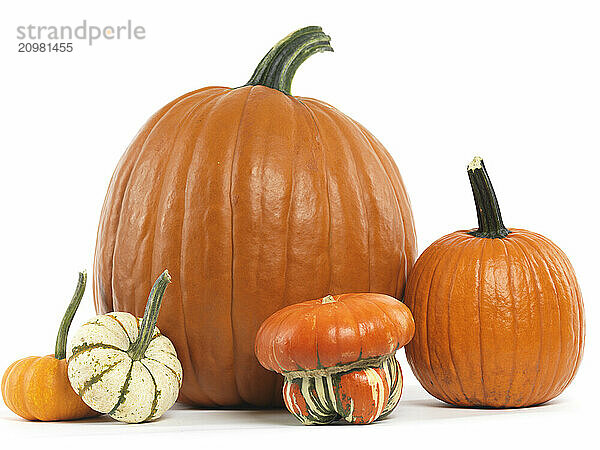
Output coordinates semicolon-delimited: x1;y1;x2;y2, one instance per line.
67;270;183;423
108;362;134;415
380;356;402;418
68;342;125;360
78;359;123;396
141;362;160;423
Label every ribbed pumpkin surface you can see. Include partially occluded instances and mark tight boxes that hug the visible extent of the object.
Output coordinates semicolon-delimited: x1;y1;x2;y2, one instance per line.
93;85;416;407
405;228;585;408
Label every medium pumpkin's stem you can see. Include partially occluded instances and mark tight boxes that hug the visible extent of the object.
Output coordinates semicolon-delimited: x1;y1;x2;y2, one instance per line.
467;157;510;239
54;271;87;360
245;26;333;95
128;270;171;361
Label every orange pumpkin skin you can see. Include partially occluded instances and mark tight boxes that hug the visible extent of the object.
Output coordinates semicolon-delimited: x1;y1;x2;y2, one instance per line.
93;29;416;407
255;293;415;372
2;355;98;421
334;365;391;424
405;160;585;408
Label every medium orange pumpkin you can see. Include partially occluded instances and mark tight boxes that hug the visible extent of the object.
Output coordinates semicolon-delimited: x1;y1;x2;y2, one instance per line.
2;272;99;421
255;293;415;424
404;157;585;408
93;26;417;407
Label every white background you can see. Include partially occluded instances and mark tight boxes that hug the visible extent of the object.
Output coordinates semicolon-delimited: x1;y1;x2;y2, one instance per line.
0;0;598;447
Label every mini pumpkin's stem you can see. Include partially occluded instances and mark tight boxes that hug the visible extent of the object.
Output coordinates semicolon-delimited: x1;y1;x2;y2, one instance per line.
54;271;87;360
245;26;333;95
467;157;510;239
128;270;171;361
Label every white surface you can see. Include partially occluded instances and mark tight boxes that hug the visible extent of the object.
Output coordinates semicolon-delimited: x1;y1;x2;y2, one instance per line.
0;384;592;448
0;0;597;446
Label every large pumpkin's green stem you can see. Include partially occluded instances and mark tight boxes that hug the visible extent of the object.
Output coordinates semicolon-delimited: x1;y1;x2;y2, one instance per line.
245;26;333;95
467;157;510;239
128;270;171;361
54;271;87;360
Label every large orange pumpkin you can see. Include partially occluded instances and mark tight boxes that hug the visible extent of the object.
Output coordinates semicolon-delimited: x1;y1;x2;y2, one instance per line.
405;157;585;408
93;26;417;407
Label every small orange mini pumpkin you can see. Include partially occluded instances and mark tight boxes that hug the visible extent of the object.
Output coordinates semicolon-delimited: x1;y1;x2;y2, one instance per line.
255;293;415;424
2;272;98;421
405;157;585;408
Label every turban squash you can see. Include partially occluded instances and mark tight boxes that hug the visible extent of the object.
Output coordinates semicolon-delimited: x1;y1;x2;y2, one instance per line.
254;293;415;424
93;26;417;407
405;157;585;408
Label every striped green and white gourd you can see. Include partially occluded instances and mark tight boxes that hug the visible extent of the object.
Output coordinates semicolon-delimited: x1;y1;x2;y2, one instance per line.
283;354;403;425
67;270;182;423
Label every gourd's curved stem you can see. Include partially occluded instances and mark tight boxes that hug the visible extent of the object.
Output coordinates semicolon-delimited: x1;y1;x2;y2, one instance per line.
54;271;87;360
467;157;510;239
245;26;333;95
128;270;171;361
